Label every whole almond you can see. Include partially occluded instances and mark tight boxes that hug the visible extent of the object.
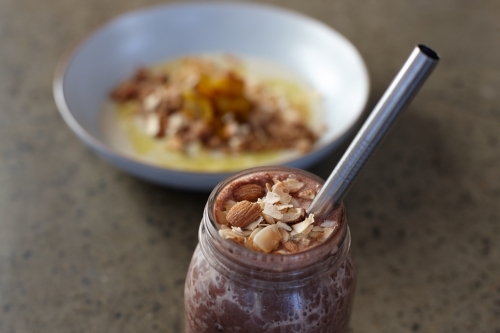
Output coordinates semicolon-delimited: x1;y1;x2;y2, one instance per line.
233;184;265;202
226;200;262;228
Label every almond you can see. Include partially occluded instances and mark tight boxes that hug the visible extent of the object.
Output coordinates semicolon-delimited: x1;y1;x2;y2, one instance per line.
281;207;305;223
283;241;299;253
226;200;262;228
233;184;265;202
298;189;316;200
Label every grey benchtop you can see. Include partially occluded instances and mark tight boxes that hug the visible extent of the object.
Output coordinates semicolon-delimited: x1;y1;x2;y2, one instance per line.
0;0;499;332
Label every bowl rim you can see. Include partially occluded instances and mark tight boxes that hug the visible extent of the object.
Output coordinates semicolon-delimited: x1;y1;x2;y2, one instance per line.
53;0;370;176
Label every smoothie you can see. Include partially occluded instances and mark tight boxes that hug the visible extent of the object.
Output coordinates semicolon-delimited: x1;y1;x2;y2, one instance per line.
184;167;356;333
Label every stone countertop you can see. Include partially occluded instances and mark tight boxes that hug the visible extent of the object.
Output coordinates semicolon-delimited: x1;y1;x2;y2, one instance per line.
0;0;499;332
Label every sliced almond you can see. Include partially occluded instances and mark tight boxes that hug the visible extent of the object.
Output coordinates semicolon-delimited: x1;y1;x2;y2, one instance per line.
289;198;300;208
252;224;282;253
249;227;264;240
298;189;316;200
224;200;237;212
290;231;308;239
244;217;263;231
279;228;290;242
226;200;262;228
281;208;305;223
261;213;276;224
276;221;292;231
231;227;253;237
233;183;266;202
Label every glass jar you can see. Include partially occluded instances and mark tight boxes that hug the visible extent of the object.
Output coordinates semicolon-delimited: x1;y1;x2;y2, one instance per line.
184;166;356;333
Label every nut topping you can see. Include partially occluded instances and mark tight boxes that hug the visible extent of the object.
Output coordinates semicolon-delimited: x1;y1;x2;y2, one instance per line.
217;175;338;254
233;183;266;202
226;200;262;228
298;189;316;200
283;241;299;253
281;207;305;223
252;224;282;253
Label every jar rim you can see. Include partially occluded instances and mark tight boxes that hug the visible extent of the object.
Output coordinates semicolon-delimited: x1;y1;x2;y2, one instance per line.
201;166;350;280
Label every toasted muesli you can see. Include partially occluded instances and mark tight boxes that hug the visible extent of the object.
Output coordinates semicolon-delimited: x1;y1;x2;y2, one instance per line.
110;56;321;157
215;175;338;254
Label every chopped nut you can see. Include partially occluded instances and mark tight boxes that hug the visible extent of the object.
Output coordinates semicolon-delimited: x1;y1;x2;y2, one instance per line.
262;203;283;220
261;213;275;224
249;227;264;240
281;208;305;223
289;198;300;208
233;184;266;202
226;200;262;228
275;203;294;210
279;228;290;243
244;217;263;230
308;231;322;238
272;181;292;204
263;191;280;205
292;214;314;233
283;241;299;253
296;237;311;247
276;221;292;231
216;175;339;254
298;189;316;200
282;178;304;192
231;227;253;237
111;56;320;158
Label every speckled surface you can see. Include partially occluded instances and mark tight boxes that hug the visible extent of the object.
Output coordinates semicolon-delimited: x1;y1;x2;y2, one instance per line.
0;0;499;332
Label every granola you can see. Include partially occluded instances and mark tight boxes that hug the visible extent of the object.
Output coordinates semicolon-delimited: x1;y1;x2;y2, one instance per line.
216;175;338;254
110;56;320;156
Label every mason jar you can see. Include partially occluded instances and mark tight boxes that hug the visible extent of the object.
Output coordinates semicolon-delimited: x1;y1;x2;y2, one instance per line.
184;166;356;333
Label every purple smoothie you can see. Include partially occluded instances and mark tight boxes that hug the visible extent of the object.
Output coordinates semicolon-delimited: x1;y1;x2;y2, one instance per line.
184;166;356;333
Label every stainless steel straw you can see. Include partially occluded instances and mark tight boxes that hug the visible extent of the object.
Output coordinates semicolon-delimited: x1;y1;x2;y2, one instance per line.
307;44;440;217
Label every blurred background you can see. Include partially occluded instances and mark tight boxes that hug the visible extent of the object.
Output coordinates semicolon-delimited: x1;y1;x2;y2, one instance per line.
1;0;499;332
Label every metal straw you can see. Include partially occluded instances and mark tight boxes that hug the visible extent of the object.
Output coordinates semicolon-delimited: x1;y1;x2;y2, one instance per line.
307;44;440;218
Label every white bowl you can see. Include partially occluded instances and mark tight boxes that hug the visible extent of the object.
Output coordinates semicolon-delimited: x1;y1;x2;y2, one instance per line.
53;1;369;191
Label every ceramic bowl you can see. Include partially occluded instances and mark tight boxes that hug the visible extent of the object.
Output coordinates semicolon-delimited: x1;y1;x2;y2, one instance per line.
53;2;369;190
